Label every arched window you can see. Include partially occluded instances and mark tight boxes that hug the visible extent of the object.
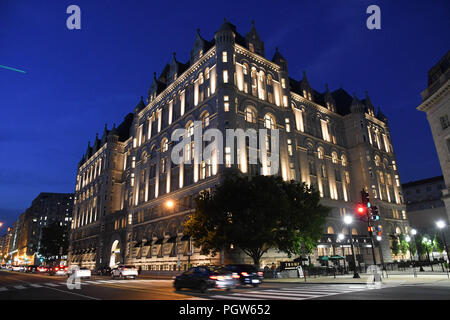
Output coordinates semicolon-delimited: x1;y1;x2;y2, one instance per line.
186;121;194;137
161;138;169;152
374;155;381;167
352;228;358;235
341;155;347;166
395;227;401;234
201;112;210;128
205;67;210;80
332;152;338;164
266;74;272;86
245;107;256;123
317;147;324;159
199;72;204;85
243;63;248;75
327;226;334;234
264;113;276;129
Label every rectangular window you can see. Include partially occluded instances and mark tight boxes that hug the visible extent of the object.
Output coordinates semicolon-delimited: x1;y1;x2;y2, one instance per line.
224;96;229;112
225;147;231;167
287;139;293;156
321;119;330;142
440;115;449;130
285;118;291;132
131;173;135;186
281;78;286;89
132;157;136;168
283;95;288;107
222;52;228;63
223;70;228;83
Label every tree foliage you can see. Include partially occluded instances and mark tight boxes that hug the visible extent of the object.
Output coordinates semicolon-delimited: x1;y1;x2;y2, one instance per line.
390;237;400;256
183;174;329;266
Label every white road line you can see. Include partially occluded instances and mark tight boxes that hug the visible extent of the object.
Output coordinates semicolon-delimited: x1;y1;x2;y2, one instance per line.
13;285;26;290
228;292;302;300
0;287;8;292
256;290;325;297
29;284;43;288
213;294;267;300
45;283;61;287
280;288;357;295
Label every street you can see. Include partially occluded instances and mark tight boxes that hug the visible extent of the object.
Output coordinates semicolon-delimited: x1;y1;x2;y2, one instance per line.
1;270;449;300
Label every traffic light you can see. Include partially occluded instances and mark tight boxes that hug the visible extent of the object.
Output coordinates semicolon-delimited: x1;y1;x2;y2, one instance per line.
370;206;380;221
361;189;370;205
376;225;382;236
356;203;367;216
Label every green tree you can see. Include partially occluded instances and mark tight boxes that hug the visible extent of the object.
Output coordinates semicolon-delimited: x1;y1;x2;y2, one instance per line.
399;234;409;259
433;234;444;254
275;181;329;260
391;237;400;257
409;238;417;257
183;175;328;267
38;222;70;263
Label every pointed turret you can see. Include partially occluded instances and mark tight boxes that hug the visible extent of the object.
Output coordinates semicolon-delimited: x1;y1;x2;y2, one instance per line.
272;47;287;71
323;84;336;111
190;28;213;65
148;72;166;102
377;107;388;123
85;141;92;159
101;123;109;144
363;91;376;116
245;20;265;57
350;93;365;113
134;96;146;113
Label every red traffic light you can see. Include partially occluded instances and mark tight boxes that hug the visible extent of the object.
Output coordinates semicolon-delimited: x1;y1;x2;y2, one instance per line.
356;204;367;216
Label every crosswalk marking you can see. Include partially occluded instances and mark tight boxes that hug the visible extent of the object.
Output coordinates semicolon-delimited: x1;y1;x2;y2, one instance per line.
44;283;60;287
14;285;26;290
29;284;43;288
0;287;8;291
210;285;372;300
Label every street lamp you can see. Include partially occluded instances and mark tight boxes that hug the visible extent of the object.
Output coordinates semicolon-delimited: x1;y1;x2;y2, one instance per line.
404;235;416;276
422;236;434;271
165;199;193;269
337;233;347;274
436;220;450;276
343;215;360;278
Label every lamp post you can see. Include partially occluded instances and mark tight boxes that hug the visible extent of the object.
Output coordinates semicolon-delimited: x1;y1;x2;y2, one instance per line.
423;236;434;272
436;220;450;278
344;215;360;278
411;229;424;272
405;235;416;277
338;233;347;274
165;199;193;269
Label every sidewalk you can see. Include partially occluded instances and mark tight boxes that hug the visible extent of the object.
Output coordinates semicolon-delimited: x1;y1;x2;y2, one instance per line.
263;273;450;285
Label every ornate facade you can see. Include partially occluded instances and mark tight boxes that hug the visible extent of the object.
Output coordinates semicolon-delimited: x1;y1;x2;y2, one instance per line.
69;20;408;271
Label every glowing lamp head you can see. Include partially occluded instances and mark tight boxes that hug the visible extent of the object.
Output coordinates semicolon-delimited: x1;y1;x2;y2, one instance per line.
405;235;411;242
411;229;417;235
376;236;382;241
165;200;175;209
338;233;345;240
436;220;446;229
343;215;353;225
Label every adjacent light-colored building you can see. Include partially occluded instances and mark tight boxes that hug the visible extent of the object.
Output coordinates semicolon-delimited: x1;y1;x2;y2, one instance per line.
69;20;408;271
402;176;447;235
417;51;450;225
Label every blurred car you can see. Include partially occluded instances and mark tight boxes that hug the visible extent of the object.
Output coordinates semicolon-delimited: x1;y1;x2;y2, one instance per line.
67;267;91;279
25;265;39;273
225;264;264;287
48;265;68;276
37;266;49;273
173;266;236;293
97;266;112;276
111;265;138;279
11;265;24;272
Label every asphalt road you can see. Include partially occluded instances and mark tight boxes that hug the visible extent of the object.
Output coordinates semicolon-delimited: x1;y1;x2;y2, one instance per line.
0;270;449;300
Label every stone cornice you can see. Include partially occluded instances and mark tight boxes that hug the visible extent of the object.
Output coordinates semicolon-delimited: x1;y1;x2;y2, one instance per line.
291;92;341;119
417;79;450;112
138;47;217;118
234;44;280;72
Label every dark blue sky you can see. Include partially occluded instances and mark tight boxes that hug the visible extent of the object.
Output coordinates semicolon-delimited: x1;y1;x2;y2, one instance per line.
0;0;449;231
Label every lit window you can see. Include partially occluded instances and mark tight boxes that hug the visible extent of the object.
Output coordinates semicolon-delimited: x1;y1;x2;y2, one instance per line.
161;139;169;152
281;78;286;89
223;70;228;83
285;118;291;132
224;96;229;112
264;114;275;129
222;52;228;63
131;173;135;186
202;112;210;128
187;122;194;137
245;107;256;123
287;139;293;156
341;155;347;166
225;147;231;167
317;147;324;159
132;157;136;168
332;152;338;164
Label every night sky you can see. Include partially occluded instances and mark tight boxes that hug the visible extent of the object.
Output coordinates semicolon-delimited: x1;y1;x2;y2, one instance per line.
0;0;449;233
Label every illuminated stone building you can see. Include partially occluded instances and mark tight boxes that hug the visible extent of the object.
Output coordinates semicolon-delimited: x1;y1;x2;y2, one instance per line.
417;51;450;226
69;20;408;271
